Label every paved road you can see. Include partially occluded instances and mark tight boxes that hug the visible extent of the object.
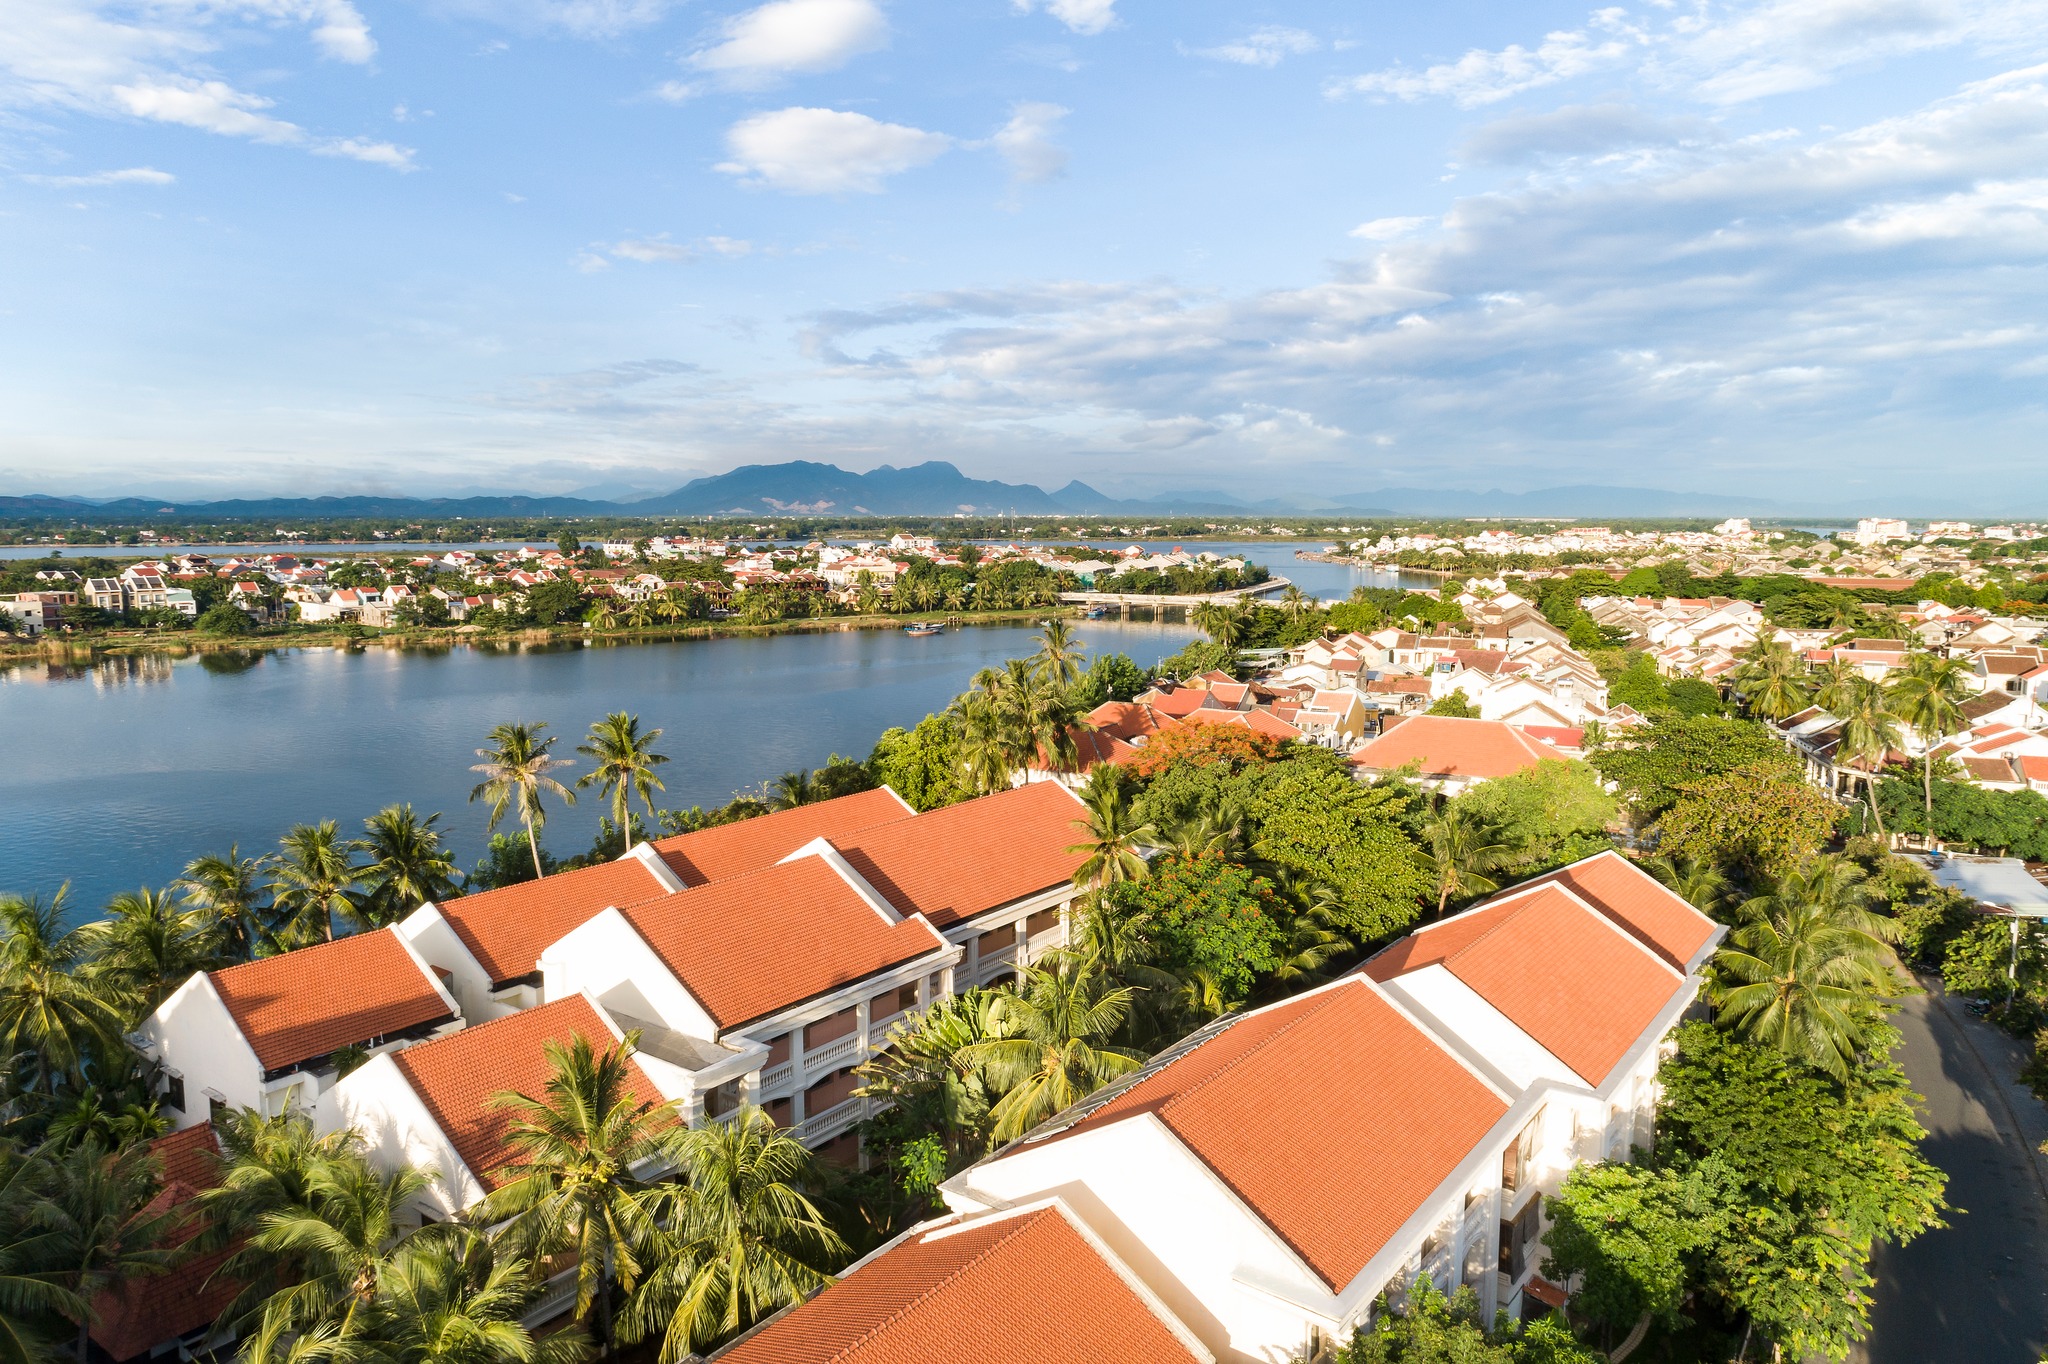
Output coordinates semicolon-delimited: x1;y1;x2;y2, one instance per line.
1857;984;2048;1364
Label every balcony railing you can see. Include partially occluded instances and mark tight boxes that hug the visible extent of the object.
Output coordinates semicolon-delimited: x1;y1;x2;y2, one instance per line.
803;1033;860;1073
796;1096;863;1145
757;1061;794;1093
522;1267;579;1328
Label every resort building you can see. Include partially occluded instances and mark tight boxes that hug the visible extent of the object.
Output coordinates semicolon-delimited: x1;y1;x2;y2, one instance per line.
1347;715;1579;793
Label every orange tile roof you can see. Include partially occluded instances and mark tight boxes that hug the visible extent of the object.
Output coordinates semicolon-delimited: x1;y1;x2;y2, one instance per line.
1087;700;1177;743
649;789;914;887
1348;714;1558;779
1056;980;1507;1290
1516;851;1720;972
90;1126;239;1361
619;856;948;1030
831;783;1090;931
717;1205;1204;1364
391;995;664;1191
210;928;453;1072
434;855;672;987
1427;884;1679;1086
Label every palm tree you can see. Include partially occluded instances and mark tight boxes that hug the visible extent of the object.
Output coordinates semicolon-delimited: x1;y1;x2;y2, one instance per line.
40;1094;166;1153
1032;620;1086;692
856;989;1010;1155
949;688;1015;797
1411;807;1511;919
81;887;223;1014
1731;639;1811;721
36;1142;178;1363
1278;584;1311;627
1261;879;1354;997
369;1232;582;1364
1810;657;1860;715
483;1036;673;1359
268;822;368;945
201;1110;364;1323
175;848;273;961
1190;600;1252;656
1067;768;1157;891
1160;797;1249;861
1887;652;1973;818
240;1148;435;1363
577;715;669;856
1713;857;1901;1081
1835;675;1903;836
471;723;577;882
0;1145;79;1364
958;959;1146;1143
356;806;463;926
0;889;128;1095
1644;854;1732;920
766;770;814;812
586;600;618;632
626;1109;844;1361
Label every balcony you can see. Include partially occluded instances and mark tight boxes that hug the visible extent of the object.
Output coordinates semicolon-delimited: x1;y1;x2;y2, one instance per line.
522;1266;579;1329
757;1061;794;1094
803;1032;860;1074
796;1096;863;1145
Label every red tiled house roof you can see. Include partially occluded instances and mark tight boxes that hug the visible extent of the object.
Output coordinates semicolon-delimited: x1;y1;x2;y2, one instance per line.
1516;850;1720;972
209;928;454;1071
434;855;673;987
390;994;664;1190
830;783;1089;932
715;1204;1206;1364
89;1126;239;1361
1347;715;1560;780
649;788;914;887
618;856;949;1031
1052;980;1508;1290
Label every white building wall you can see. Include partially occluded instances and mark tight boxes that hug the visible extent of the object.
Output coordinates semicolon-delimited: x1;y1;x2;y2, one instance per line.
1380;966;1585;1093
139;974;266;1129
319;1053;487;1221
537;909;720;1039
396;903;508;1021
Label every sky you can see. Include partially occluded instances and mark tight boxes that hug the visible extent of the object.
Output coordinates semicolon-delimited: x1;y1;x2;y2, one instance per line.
4;0;2048;506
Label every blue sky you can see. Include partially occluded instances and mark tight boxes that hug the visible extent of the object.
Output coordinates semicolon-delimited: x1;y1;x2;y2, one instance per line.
5;0;2048;505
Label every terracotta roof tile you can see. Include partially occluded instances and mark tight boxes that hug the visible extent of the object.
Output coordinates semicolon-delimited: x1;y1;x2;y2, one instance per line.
1516;851;1720;972
650;789;914;887
391;995;663;1191
618;856;947;1030
1056;980;1507;1290
210;929;453;1072
434;856;672;987
716;1205;1204;1364
1348;715;1558;780
831;784;1089;931
89;1127;239;1361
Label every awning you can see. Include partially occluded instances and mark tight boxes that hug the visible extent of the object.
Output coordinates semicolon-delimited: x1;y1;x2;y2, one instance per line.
1913;853;2048;917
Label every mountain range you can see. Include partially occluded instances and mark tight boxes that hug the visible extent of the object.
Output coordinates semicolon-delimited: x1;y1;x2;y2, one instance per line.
1;461;1806;521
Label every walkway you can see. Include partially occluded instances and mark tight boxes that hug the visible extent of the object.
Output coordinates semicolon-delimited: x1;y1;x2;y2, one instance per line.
1856;981;2048;1364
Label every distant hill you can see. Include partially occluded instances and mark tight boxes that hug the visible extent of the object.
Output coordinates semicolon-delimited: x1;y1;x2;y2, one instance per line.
2;462;1831;522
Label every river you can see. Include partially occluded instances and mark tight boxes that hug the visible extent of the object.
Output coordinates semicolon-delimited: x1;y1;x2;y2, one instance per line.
0;620;1201;915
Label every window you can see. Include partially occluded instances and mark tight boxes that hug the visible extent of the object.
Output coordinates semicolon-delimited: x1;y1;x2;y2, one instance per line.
1498;1200;1542;1280
764;1033;790;1066
163;1073;185;1114
1501;1114;1539;1193
1025;908;1060;938
802;1008;857;1052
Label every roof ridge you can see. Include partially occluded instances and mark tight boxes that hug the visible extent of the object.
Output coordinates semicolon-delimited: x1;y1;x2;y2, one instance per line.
210;924;396;982
1440;883;1572;966
831;1209;1048;1360
1152;984;1356;1121
393;993;601;1068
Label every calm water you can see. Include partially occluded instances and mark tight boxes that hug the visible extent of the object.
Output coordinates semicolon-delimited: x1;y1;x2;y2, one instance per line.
0;620;1197;914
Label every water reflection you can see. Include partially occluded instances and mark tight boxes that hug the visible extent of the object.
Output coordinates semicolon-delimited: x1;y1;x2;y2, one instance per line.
197;650;266;677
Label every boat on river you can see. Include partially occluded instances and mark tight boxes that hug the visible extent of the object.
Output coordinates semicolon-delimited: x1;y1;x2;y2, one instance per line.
902;623;943;636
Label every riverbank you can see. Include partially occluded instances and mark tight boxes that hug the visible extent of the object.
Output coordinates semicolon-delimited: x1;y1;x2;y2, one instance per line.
1294;550;1456;579
0;607;1082;666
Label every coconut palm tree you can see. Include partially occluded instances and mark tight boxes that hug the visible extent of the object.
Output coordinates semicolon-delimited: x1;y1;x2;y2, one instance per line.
35;1142;177;1364
958;959;1146;1143
766;770;815;811
585;600;618;632
1835;675;1903;836
1810;657;1860;715
1160;797;1249;862
0;1144;79;1364
855;990;1009;1155
1278;584;1312;627
626;1109;844;1361
40;1094;165;1154
240;1149;436;1363
1191;600;1252;655
1410;807;1511;919
471;723;577;882
1887;652;1973;818
577;715;669;856
1713;857;1901;1081
0;889;128;1095
1032;619;1086;692
369;1231;582;1364
356;806;463;927
1731;639;1811;721
81;887;223;1014
268;822;368;945
175;848;273;961
202;1111;365;1325
483;1036;672;1359
1067;768;1157;892
949;688;1016;797
1643;854;1732;920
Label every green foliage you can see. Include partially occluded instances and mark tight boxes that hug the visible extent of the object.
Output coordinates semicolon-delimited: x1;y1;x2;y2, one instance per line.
1340;1280;1599;1363
1652;1022;1947;1360
866;713;965;811
1591;715;1801;822
522;579;585;626
1426;689;1478;718
1101;855;1286;1003
1450;760;1616;873
1875;775;2048;860
1939;917;2045;999
1543;1160;1731;1334
1238;752;1432;943
195;604;253;636
469;832;559;890
1069;651;1148;707
1154;638;1235;681
1653;765;1843;877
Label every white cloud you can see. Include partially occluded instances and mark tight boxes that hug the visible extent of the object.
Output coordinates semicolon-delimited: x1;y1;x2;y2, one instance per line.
1332;14;1642;107
0;0;407;166
439;0;674;38
687;0;887;87
22;166;175;186
704;235;754;255
717;107;951;193
1188;26;1319;68
1012;0;1116;37
992;102;1069;183
611;235;695;262
652;80;699;102
1351;215;1429;240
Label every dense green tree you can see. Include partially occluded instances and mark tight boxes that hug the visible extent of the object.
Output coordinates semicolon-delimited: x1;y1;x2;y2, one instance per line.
195;605;252;637
1590;715;1801;822
1652;764;1842;878
1340;1280;1598;1363
1069;651;1148;708
577;714;669;854
1450;760;1616;873
356;806;463;926
1236;753;1431;942
470;722;577;882
865;714;964;812
1873;774;2048;859
1100;855;1285;1003
522;580;585;626
1425;689;1478;718
1542;1159;1733;1347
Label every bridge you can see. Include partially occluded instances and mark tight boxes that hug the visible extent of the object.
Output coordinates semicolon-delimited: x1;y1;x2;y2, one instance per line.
1058;576;1293;612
